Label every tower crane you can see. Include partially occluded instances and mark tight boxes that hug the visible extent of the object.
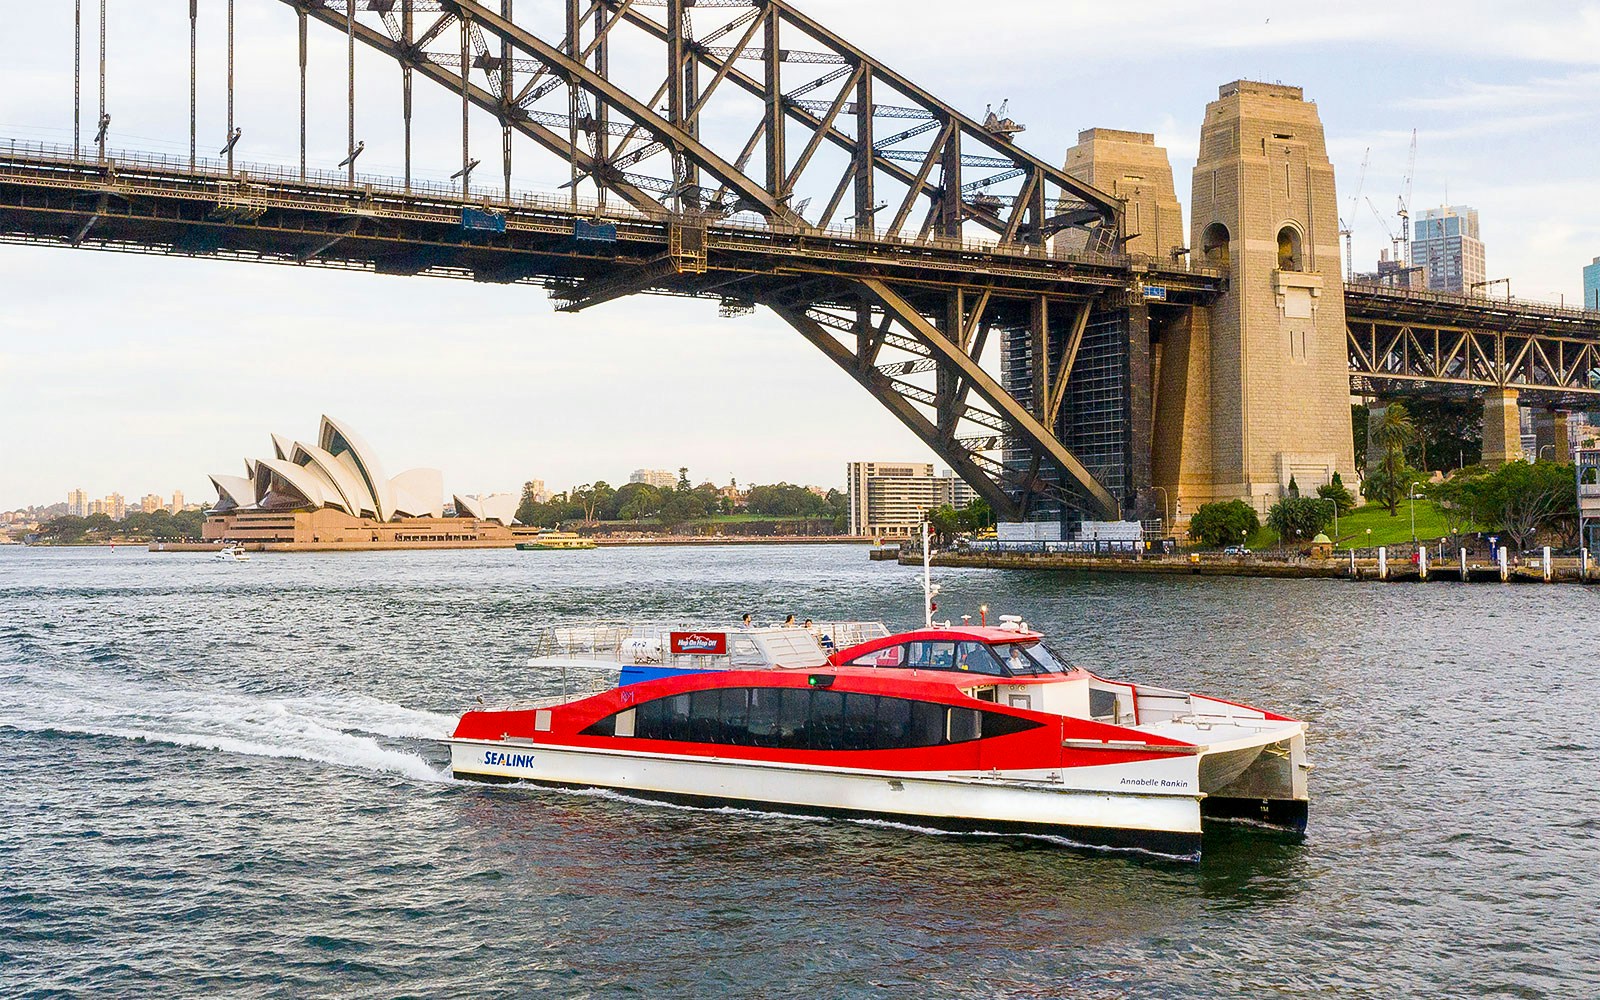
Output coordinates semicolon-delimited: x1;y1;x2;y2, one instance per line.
1367;197;1401;265
1398;129;1417;267
1339;147;1370;282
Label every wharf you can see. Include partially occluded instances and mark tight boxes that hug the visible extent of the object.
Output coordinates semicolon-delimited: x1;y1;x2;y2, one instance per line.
594;535;872;547
904;548;1600;584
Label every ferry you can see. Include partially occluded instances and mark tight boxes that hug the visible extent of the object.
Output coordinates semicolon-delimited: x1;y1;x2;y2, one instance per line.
516;532;596;551
449;535;1309;857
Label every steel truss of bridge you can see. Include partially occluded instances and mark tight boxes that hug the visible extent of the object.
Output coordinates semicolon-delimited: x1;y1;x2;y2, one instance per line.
1345;284;1600;406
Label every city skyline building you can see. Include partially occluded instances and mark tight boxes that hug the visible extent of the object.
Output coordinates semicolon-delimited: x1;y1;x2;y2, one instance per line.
141;494;165;514
846;462;976;537
1584;256;1600;312
629;469;679;490
67;489;88;517
170;491;185;513
1413;205;1487;294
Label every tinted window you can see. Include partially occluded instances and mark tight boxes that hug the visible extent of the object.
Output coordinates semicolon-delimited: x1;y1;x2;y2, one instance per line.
906;642;956;670
954;642;1009;676
582;687;1042;751
849;644;905;668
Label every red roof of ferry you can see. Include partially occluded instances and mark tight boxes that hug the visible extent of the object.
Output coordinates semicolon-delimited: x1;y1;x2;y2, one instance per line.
828;625;1045;665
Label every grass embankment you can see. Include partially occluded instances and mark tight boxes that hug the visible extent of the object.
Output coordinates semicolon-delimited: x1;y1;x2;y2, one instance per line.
1245;500;1460;549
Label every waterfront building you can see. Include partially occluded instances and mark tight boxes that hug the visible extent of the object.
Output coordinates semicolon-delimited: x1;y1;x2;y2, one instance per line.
846;462;976;537
204;415;534;550
67;488;88;517
1413;206;1486;294
629;469;679;490
1585;257;1600;312
140;494;165;514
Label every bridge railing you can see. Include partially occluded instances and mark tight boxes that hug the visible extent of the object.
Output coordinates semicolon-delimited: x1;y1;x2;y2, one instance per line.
1346;278;1600;321
2;135;1228;286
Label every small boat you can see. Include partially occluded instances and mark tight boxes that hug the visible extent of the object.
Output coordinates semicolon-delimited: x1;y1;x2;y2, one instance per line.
448;536;1309;858
517;532;596;551
214;545;251;562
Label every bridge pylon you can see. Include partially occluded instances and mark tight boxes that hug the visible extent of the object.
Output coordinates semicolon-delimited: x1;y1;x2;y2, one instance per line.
1159;81;1357;517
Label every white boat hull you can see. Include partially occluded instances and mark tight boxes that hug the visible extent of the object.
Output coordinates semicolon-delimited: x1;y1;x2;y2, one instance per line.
447;738;1246;855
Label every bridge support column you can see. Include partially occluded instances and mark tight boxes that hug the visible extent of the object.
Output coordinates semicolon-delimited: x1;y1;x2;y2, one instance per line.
1482;388;1523;466
1533;409;1570;463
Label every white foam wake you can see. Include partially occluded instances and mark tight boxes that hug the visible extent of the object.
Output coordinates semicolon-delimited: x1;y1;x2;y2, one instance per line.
0;666;457;783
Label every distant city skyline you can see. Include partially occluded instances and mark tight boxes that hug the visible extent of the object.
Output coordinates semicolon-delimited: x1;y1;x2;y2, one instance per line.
1;1;1596;508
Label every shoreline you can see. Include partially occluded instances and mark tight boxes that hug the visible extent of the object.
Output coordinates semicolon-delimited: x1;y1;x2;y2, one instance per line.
140;536;871;553
907;548;1599;585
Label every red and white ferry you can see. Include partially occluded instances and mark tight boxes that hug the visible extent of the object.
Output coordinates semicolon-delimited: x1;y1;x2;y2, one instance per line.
448;612;1309;857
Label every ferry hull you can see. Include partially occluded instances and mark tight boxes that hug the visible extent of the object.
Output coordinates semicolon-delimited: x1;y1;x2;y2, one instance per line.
449;739;1208;857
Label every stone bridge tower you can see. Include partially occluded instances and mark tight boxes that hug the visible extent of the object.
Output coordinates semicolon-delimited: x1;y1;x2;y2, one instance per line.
1156;81;1356;516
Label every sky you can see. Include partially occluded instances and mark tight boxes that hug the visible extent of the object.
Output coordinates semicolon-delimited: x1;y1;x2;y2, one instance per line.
2;0;1598;510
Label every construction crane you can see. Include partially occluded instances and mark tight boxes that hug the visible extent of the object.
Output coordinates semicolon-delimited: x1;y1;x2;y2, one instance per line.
1339;147;1370;282
1367;197;1402;264
1397;129;1417;267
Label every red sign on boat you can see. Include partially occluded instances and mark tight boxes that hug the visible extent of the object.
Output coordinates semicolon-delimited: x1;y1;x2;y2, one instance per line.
669;631;727;655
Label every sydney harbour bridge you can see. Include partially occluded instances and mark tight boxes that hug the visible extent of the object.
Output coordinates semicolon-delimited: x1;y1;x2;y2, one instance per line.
3;1;1597;528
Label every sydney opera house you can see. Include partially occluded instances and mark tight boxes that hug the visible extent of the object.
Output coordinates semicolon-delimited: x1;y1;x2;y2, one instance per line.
204;416;535;550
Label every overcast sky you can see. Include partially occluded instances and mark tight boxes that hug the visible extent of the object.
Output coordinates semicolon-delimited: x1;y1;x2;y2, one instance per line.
3;0;1597;510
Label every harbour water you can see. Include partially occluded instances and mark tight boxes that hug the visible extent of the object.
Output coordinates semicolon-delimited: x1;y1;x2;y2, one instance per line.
2;544;1595;998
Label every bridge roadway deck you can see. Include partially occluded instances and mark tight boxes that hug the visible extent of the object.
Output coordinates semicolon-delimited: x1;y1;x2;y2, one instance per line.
0;141;1220;310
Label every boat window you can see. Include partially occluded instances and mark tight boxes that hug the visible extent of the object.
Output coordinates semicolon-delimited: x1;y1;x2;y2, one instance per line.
993;642;1066;675
582;687;1043;751
954;642;1009;676
947;707;981;742
848;644;906;668
906;641;957;670
1022;643;1071;674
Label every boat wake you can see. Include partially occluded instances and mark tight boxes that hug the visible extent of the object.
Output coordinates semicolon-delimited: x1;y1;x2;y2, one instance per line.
0;665;456;783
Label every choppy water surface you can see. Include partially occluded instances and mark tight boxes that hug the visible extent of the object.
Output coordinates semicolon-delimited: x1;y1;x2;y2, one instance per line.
1;545;1595;998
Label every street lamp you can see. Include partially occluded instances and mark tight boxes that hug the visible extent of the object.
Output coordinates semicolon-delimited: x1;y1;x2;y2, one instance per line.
1409;487;1418;542
1150;486;1171;534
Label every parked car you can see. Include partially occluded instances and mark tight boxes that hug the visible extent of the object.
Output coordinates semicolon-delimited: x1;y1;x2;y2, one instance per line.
1223;545;1251;556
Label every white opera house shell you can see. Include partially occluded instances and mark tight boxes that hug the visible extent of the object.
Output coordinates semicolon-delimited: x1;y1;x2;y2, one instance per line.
206;417;523;540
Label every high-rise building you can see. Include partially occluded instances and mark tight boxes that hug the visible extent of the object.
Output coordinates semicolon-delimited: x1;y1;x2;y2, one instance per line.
522;479;550;505
630;469;679;490
169;490;185;513
102;493;127;520
67;488;89;517
141;494;165;514
1584;257;1600;312
847;462;936;537
1413;206;1486;294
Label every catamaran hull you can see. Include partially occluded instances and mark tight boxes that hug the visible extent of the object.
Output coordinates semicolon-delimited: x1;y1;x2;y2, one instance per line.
449;739;1226;856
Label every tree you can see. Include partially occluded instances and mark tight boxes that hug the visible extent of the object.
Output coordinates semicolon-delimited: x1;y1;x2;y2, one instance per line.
1424;471;1481;537
1287;474;1300;498
1267;496;1333;547
1361;463;1413;515
1316;472;1357;515
927;505;961;544
676;467;691;492
1404;398;1483;471
1371;403;1420;514
1188;500;1260;548
1464;460;1577;552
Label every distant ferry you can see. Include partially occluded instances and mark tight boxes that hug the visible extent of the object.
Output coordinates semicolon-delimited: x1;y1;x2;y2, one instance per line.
447;613;1309;857
516;532;596;551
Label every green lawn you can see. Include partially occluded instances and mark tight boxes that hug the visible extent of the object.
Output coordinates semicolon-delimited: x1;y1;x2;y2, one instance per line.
1246;499;1462;549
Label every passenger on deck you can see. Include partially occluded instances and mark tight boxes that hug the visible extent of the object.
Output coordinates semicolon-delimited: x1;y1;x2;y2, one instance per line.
741;613;753;628
783;614;796;627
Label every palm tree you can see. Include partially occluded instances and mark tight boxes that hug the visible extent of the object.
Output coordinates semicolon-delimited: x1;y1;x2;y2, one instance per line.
1373;403;1419;515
